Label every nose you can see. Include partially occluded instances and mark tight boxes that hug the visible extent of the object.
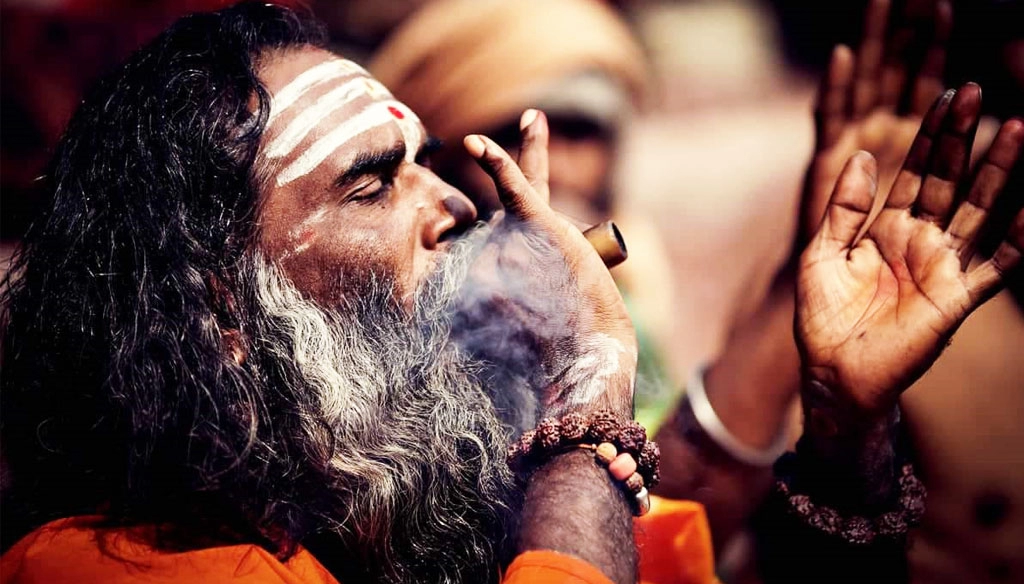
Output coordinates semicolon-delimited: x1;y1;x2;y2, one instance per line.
423;176;478;248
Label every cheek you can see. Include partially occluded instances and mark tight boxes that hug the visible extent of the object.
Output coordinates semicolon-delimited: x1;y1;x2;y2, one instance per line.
351;207;435;301
320;224;400;281
275;198;427;304
329;219;419;298
338;226;399;266
274;218;405;305
286;210;328;258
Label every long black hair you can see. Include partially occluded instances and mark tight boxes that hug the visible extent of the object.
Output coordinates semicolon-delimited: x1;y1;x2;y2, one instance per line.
1;2;329;554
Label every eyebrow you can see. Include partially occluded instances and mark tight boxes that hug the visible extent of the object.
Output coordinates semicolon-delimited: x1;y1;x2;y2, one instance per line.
332;136;444;189
417;136;443;163
333;145;404;189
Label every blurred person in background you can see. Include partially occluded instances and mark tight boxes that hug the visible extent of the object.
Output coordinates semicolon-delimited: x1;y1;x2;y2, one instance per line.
370;0;681;428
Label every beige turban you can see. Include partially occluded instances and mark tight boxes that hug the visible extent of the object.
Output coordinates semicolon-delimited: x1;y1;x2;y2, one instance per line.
369;0;649;144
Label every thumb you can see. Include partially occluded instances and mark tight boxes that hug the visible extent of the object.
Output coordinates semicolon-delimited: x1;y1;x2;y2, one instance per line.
813;151;879;253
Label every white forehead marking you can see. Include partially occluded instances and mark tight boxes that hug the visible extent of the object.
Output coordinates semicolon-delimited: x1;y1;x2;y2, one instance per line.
268;78;363;159
267;58;368;125
275;99;422;187
390;101;423;164
266;77;393;160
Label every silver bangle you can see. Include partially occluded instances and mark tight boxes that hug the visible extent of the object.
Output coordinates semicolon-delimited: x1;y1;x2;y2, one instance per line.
686;363;790;467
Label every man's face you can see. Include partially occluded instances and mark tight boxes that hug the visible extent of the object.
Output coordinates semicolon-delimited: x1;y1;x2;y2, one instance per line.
257;48;478;306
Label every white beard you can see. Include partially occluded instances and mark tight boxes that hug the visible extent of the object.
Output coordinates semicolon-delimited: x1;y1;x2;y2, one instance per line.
238;225;524;584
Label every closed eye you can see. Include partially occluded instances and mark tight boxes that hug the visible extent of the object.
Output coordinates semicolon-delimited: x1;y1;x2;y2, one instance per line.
346;176;392;203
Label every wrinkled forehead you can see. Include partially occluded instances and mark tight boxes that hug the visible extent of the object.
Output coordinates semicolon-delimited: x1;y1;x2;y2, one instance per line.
259;50;422;187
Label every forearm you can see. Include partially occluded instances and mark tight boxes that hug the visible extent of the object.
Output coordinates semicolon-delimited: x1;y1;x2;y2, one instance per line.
797;377;901;511
519;449;636;584
754;377;912;584
654;274;800;546
703;275;800;449
655;400;775;553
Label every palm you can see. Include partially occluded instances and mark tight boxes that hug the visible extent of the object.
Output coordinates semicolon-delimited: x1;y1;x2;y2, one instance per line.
801;0;951;244
797;86;1024;415
807;113;922;234
832;113;922;176
799;198;971;411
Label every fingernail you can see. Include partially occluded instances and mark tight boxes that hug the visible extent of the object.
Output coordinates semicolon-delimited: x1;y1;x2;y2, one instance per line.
520;109;538;131
854;150;878;190
854;150;876;166
464;135;485;158
940;88;956;105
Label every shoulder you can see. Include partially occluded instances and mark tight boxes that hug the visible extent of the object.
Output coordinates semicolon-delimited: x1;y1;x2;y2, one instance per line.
1;517;337;584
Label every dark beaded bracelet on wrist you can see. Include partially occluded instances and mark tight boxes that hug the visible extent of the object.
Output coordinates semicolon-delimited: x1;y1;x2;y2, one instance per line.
774;456;927;545
507;410;661;516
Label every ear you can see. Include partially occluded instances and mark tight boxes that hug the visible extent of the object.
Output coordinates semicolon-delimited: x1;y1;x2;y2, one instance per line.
206;272;247;366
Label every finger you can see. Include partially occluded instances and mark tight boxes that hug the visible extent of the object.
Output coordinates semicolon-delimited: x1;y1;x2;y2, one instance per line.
947;119;1024;261
516;109;551;205
852;0;891;118
885;87;956;210
814;151;880;252
914;83;982;226
815;45;856;150
910;0;952;115
966;208;1024;306
464;134;542;219
556;211;590;232
878;20;914;110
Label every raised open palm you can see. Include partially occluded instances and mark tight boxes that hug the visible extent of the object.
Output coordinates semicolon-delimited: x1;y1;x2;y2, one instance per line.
797;84;1024;415
802;0;951;245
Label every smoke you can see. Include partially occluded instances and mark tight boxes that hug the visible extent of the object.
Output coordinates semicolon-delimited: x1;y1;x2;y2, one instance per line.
446;217;635;426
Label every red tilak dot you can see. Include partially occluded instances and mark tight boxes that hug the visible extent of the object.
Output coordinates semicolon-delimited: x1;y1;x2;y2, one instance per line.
387;106;405;120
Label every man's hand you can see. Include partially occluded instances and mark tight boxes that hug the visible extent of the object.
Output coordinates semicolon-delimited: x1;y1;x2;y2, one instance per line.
797;84;1024;417
462;113;639;584
802;0;951;248
460;110;637;419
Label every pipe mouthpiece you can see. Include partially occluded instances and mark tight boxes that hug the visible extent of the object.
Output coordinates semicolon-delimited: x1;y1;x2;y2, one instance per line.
583;221;628;268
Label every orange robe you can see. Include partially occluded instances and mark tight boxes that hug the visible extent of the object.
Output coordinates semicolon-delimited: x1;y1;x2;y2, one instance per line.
1;496;715;584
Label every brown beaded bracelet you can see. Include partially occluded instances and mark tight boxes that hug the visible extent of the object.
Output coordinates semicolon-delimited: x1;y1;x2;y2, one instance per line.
507;410;661;516
775;460;927;545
